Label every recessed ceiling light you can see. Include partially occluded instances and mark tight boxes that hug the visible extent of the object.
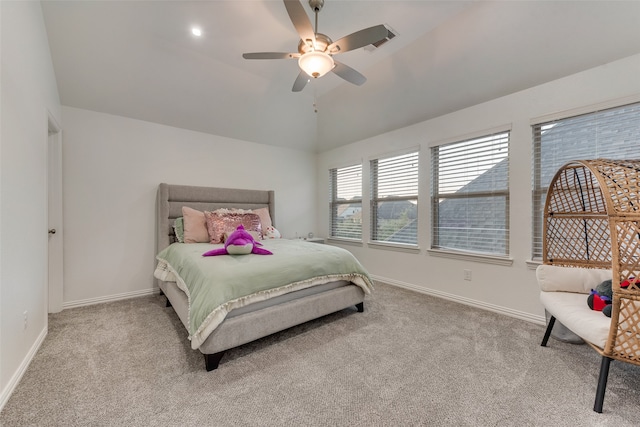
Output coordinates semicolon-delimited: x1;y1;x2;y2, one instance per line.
191;27;202;37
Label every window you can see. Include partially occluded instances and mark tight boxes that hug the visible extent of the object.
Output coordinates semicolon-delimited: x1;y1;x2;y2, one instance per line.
431;131;510;256
532;102;640;260
370;151;419;245
329;164;362;240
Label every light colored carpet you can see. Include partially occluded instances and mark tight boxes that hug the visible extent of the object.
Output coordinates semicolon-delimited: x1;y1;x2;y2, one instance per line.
2;283;640;426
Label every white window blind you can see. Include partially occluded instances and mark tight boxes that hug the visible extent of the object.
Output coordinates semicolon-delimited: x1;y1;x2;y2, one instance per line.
531;102;640;260
370;151;419;245
329;164;362;240
431;132;510;256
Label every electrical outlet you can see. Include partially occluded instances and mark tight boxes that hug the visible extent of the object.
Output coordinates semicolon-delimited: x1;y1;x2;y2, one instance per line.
23;311;28;330
463;269;472;281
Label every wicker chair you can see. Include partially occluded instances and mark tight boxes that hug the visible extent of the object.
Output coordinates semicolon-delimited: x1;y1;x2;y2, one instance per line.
539;159;640;413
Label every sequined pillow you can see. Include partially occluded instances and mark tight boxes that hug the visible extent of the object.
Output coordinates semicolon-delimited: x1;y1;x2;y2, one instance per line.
204;211;262;244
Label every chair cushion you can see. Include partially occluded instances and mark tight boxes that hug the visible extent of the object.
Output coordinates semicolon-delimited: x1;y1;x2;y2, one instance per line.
536;264;611;294
540;291;610;348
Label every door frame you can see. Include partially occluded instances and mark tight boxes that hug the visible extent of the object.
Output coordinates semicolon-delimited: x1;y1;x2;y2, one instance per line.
48;112;63;313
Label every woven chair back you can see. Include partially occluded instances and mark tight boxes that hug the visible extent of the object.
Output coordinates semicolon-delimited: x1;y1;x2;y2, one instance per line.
543;159;640;361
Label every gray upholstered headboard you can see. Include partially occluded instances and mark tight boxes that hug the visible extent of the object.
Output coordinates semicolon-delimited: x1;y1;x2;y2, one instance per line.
155;183;275;255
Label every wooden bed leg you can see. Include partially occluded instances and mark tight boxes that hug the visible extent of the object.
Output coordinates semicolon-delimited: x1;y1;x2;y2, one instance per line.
541;315;556;346
356;302;364;313
594;356;612;413
158;290;172;307
204;351;225;371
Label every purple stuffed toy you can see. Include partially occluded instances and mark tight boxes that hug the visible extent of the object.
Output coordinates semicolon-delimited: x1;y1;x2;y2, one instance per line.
202;225;272;256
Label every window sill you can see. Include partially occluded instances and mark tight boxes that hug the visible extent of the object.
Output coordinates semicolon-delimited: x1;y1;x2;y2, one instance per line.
326;237;363;247
367;241;420;254
427;249;513;266
526;259;542;270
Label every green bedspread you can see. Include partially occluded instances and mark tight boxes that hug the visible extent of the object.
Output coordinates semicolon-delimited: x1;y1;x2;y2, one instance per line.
154;239;374;349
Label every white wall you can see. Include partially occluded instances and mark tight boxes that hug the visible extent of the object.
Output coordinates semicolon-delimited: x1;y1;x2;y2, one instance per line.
317;53;640;323
1;2;638;410
0;0;61;409
61;107;317;306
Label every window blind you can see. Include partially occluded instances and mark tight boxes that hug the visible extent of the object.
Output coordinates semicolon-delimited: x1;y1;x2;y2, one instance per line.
531;102;640;260
431;132;510;256
329;164;362;239
370;151;419;245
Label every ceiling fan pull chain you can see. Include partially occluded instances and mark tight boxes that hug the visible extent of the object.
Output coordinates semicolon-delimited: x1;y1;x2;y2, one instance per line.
313;84;319;113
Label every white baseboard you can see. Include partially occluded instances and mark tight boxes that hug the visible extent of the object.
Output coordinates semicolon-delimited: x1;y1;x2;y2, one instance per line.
0;325;47;413
63;287;160;310
371;274;546;326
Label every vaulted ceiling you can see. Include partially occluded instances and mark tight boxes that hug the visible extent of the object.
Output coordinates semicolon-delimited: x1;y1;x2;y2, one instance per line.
41;1;640;152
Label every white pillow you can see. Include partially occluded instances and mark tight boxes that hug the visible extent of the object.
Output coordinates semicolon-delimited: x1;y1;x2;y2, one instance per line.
536;264;611;294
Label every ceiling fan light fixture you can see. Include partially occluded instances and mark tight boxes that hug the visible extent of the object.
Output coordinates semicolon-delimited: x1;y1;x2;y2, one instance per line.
298;51;334;78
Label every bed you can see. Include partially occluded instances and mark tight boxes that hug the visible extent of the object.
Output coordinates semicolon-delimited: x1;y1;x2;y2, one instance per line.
154;183;373;371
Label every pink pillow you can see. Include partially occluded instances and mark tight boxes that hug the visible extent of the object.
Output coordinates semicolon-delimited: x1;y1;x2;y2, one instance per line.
204;211;262;244
253;207;273;230
182;207;210;243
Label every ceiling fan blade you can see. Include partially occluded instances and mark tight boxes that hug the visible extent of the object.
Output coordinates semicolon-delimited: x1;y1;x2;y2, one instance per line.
327;24;389;54
283;0;316;46
292;71;310;92
332;61;366;86
243;52;300;60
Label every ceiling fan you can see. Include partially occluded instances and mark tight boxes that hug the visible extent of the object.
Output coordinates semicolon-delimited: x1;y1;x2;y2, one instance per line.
242;0;391;92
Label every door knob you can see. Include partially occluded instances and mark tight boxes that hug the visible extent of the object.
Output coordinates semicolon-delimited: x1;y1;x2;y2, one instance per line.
48;229;56;235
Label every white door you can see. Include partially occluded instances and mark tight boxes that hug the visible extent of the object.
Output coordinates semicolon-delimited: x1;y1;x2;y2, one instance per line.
48;114;63;313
